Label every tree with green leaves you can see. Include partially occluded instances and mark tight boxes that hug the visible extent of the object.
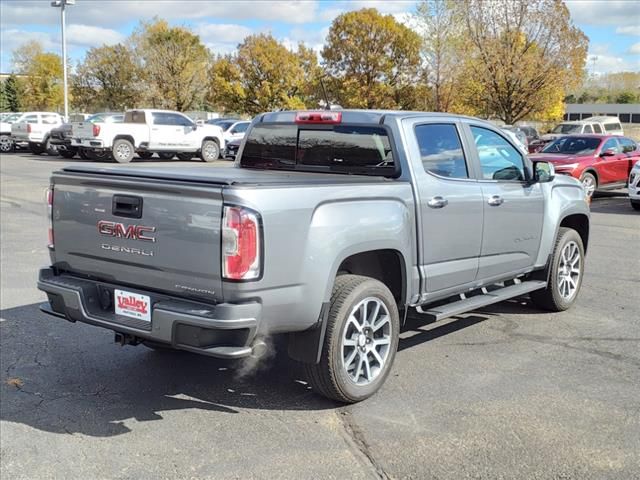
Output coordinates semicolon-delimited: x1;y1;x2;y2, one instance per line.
12;41;63;111
207;34;308;115
72;44;141;111
322;8;422;109
452;0;588;123
133;19;210;111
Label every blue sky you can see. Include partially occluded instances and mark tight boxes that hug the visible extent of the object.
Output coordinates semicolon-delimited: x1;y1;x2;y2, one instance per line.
1;0;639;75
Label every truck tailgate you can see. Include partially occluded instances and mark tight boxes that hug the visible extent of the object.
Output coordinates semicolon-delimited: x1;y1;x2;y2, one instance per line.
72;121;95;139
51;173;224;303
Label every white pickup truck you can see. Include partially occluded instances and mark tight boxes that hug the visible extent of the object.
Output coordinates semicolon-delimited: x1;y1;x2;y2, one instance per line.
10;112;64;154
71;109;226;163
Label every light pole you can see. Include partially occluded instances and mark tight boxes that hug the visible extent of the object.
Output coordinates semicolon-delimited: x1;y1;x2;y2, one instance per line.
50;0;75;120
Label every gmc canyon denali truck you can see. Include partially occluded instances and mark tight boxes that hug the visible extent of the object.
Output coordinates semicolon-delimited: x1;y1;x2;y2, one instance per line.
38;110;590;403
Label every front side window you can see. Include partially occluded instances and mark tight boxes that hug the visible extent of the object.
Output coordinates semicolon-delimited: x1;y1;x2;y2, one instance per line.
593;124;603;134
415;123;468;179
233;122;249;134
600;138;620;154
471;126;526;181
619;137;637;154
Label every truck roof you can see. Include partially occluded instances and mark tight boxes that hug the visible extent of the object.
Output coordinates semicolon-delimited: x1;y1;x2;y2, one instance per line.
260;109;493;126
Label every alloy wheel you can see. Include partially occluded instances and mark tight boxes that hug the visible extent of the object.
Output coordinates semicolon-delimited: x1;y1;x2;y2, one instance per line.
557;240;581;300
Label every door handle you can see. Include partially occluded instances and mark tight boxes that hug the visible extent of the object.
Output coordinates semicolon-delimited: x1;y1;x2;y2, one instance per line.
427;196;448;208
487;195;504;206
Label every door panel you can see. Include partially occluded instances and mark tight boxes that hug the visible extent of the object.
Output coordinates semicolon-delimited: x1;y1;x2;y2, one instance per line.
407;121;484;293
467;125;544;280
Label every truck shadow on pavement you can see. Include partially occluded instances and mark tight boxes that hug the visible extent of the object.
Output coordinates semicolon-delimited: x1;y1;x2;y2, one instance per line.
1;297;546;437
0;303;337;437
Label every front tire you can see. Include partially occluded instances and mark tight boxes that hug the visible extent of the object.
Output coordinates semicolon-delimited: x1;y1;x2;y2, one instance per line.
200;140;220;162
530;227;585;312
580;172;597;198
304;275;400;403
631;200;640;211
112;139;135;163
0;135;14;153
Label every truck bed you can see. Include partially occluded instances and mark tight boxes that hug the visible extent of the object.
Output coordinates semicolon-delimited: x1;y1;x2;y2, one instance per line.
61;164;394;186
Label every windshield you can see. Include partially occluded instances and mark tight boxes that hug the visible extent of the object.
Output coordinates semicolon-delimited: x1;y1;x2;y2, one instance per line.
240;123;396;176
541;136;601;155
3;113;21;123
552;124;581;134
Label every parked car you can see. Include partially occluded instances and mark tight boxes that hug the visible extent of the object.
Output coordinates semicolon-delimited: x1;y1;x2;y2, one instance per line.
500;126;528;153
530;135;639;197
10;112;64;155
582;116;624;136
206;118;250;143
517;125;540;144
71;109;225;163
629;160;640;211
223;138;241;160
0;112;23;152
54;112;124;159
528;119;614;153
38;109;590;403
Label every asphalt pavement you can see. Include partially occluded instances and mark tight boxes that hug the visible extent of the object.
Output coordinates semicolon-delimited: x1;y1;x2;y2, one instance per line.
1;151;639;479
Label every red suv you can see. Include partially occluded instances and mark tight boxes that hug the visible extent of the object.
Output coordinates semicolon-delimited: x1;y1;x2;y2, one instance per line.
530;135;640;197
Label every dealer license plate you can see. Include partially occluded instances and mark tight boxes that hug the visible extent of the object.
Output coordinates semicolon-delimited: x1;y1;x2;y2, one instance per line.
114;289;151;322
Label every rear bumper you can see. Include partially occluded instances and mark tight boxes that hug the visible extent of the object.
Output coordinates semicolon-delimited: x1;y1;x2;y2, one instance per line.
71;138;105;149
37;267;260;359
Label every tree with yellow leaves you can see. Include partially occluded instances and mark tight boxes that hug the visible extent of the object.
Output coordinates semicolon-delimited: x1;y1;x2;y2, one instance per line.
12;41;64;112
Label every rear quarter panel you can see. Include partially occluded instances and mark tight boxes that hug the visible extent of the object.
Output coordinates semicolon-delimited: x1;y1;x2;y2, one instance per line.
221;182;416;334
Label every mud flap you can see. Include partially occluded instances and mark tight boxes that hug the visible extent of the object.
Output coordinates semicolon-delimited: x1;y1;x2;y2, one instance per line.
287;302;330;364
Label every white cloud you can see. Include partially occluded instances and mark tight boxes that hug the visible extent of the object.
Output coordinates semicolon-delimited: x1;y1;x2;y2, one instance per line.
629;42;640;55
66;25;125;48
566;0;640;27
0;0;322;27
587;54;640;74
194;23;254;53
615;26;640;36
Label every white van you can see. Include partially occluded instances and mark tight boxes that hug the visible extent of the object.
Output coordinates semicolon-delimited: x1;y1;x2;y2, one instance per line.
582;116;624;136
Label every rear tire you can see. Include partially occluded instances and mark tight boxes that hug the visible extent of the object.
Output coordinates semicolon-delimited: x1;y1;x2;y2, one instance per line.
29;142;45;155
580;172;597;198
59;148;76;159
44;137;57;156
530;227;585;312
631;200;640;211
0;134;14;153
78;148;90;160
112;139;135;163
200;140;219;162
304;275;400;403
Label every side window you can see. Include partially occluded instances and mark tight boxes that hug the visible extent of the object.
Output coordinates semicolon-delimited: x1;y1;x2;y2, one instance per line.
619;137;637;154
233;122;249;134
471;126;526;181
415;123;468;179
152;113;172;125
593;124;603;134
24;115;38;124
583;124;593;133
125;111;146;123
601;138;620;154
42;115;58;124
604;122;622;132
170;114;194;127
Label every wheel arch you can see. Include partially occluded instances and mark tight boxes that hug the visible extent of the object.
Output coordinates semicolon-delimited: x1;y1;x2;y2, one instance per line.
113;134;136;146
560;213;590;252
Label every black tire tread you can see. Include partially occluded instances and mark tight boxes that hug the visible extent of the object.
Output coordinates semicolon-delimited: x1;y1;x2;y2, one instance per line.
530;227;583;312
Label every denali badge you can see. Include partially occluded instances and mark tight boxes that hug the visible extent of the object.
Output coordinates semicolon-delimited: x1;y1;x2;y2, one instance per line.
98;220;156;242
101;244;154;256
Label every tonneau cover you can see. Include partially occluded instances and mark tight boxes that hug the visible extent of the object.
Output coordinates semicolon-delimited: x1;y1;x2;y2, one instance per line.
61;164;391;186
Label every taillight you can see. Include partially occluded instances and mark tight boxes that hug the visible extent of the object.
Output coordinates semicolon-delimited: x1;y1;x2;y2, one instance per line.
295;111;342;124
92;124;100;136
27;124;32;133
222;205;261;280
46;187;54;249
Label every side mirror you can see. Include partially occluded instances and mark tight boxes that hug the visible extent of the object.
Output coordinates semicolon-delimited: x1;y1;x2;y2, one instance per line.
191;124;198;131
534;161;555;183
600;148;616;157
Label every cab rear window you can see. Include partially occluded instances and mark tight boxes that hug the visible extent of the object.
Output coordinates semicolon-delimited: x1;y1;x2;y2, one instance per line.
240;124;396;176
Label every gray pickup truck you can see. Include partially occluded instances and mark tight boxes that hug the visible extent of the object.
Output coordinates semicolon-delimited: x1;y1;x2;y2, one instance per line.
38;110;590;403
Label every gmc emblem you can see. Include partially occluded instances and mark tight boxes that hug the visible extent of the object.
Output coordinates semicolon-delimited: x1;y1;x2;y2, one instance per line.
97;220;156;242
